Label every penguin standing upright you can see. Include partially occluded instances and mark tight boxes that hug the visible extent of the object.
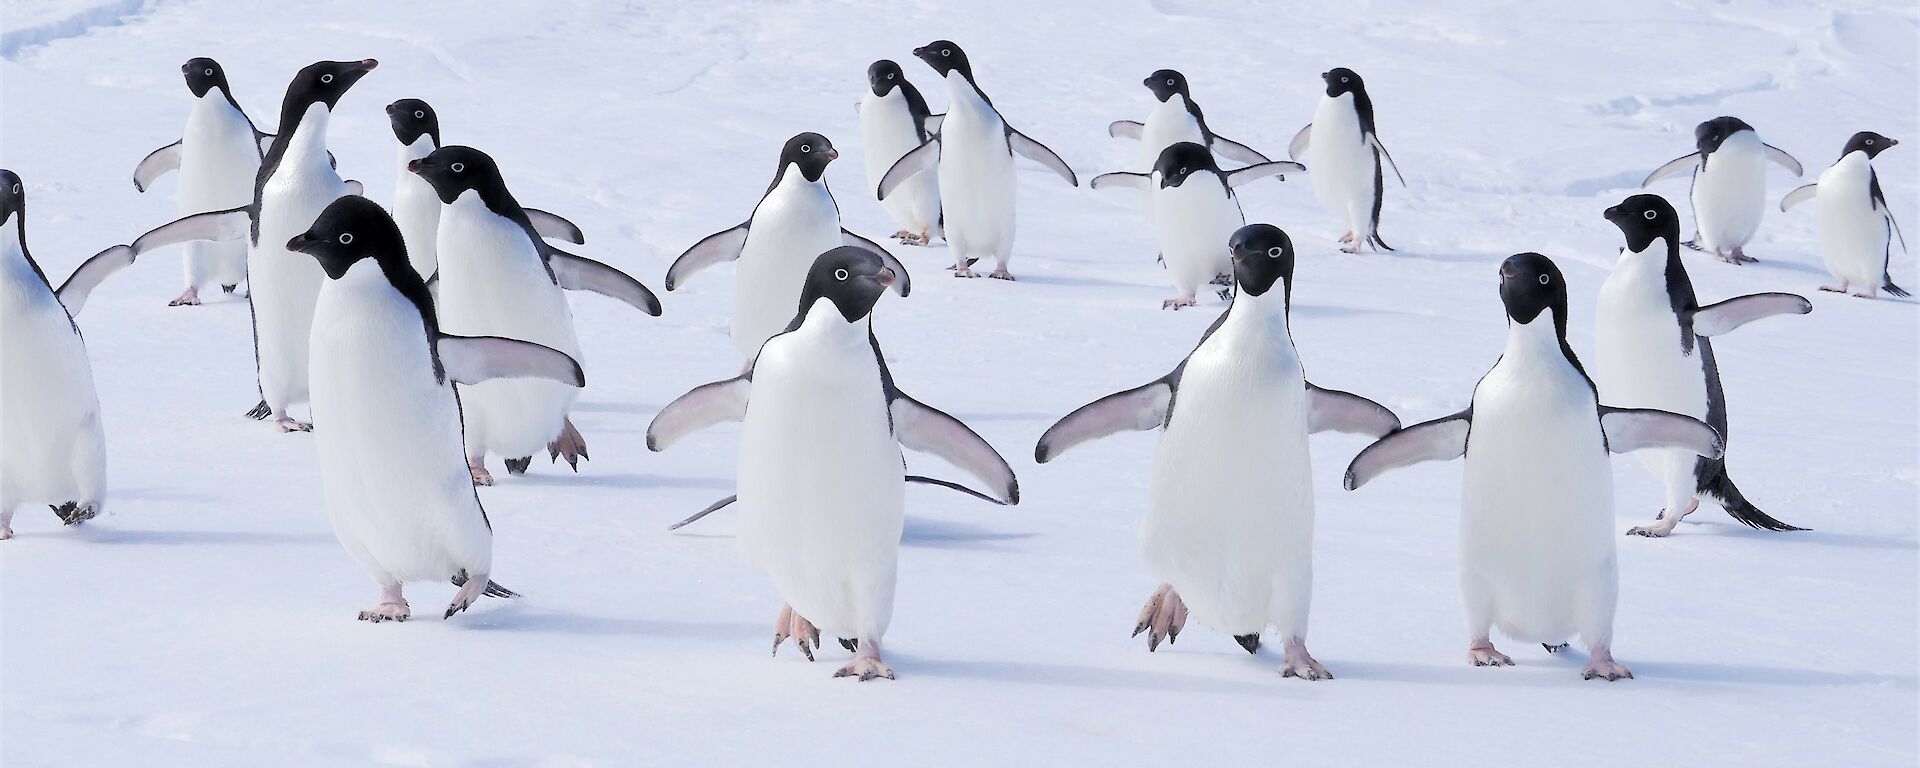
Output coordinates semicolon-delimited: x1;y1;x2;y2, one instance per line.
880;41;1078;280
1596;194;1811;537
410;145;661;484
668;133;909;366
133;57;268;307
1289;68;1403;253
1780;132;1908;298
1345;253;1725;680
1641;116;1803;264
1;170;139;539
647;247;1019;680
290;195;583;620
1107;69;1271;172
859;60;942;247
1092;142;1300;308
1035;224;1397;679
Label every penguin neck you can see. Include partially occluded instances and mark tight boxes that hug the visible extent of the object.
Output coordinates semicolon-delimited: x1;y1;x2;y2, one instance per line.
766;162;828;201
1613;236;1667;276
1226;282;1291;333
793;297;871;345
945;70;992;117
281;103;334;169
1;213;51;293
1503;312;1578;370
396;134;435;166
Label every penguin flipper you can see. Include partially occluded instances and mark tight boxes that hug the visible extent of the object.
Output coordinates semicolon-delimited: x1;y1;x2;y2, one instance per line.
905;475;1011;506
1367;135;1406;187
648;375;752;451
54;245;137;317
665;222;748;290
1690;292;1811;337
132;140;182;192
1642;153;1701;188
668;495;737;530
1226;161;1306;188
1306;382;1400;437
1090;172;1151;191
923;113;945;135
1035;378;1174;463
131;206;252;256
1598;407;1723;458
1779;183;1818;213
1342;409;1471;491
1108;120;1145;140
842;229;912;297
547;249;662;316
879;139;940;200
1008;128;1078;187
889;395;1019;504
1209;134;1272;165
435;334;585;387
524;207;587;244
1288;124;1312;162
1762;143;1804;177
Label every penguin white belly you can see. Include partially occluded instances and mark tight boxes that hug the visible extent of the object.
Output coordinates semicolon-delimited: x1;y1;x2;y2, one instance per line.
392;137;440;280
1139;98;1204;170
1142;318;1312;635
1816;157;1887;287
732;177;842;360
936;101;1017;257
177;98;257;290
1307;95;1371;233
1594;248;1709;496
251;109;345;412
1152;181;1241;295
0;257;105;508
435;194;582;459
736;309;905;638
1461;353;1616;645
1692;136;1767;251
311;262;488;583
860;93;938;236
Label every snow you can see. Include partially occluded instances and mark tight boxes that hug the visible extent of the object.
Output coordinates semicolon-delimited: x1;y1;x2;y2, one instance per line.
2;0;1916;765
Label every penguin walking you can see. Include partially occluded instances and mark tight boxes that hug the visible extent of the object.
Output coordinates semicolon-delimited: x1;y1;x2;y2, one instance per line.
1597;194;1811;537
1780;132;1908;298
1092;143;1300;308
133;58;268;306
859;60;943;247
410;145;661;484
1642;116;1803;264
880;40;1078;280
1107;69;1271;172
1;171;139;539
1035;224;1397;679
290;195;583;621
647;247;1020;680
1345;253;1725;680
1288;68;1403;253
668;133;910;366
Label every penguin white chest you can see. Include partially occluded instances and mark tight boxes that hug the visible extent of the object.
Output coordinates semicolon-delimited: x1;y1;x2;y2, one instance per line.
1594;242;1707;420
860;92;940;238
1307;94;1370;225
733;173;841;360
1152;178;1241;292
392;136;441;280
1140;97;1204;169
1815;154;1887;286
1692;133;1767;251
250;105;344;409
1;236;105;507
177;95;259;209
935;82;1016;247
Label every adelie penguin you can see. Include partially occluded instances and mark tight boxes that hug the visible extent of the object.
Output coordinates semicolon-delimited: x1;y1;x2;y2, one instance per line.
647;247;1020;680
1780;131;1908;298
1289;68;1404;253
880;40;1078;280
1597;194;1811;537
132;57;269;307
1642;116;1803;264
668;132;910;367
858;60;943;247
1;170;140;539
1035;224;1398;679
1092;142;1301;309
385;99;585;283
124;59;379;433
1108;69;1271;174
1346;253;1727;680
290;195;584;621
410;145;661;484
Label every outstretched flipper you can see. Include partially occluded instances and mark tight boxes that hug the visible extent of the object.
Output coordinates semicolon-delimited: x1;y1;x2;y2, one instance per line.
1762;144;1804;177
1209;134;1271;165
665;222;748;290
1599;407;1722;457
842;229;912;296
524;208;586;244
647;374;751;451
1306;383;1400;437
131;207;252;256
132;141;182;192
668;495;737;531
1367;136;1406;187
1287;124;1312;161
1690;293;1811;336
1225;161;1306;188
890;395;1019;504
1090;172;1151;191
435;335;585;387
1008;128;1078;187
1034;377;1174;463
1779;183;1818;213
547;249;662;315
879;140;940;200
1107;120;1145;140
1343;410;1472;491
1642;153;1701;188
54;245;136;316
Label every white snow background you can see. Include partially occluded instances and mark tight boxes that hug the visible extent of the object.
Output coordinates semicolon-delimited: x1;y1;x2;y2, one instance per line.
2;0;1916;765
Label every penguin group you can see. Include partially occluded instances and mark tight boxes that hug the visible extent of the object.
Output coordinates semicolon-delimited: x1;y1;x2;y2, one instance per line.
2;37;1905;685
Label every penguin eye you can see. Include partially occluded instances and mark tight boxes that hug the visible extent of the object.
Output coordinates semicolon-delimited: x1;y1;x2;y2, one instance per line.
1266;246;1283;258
887;73;895;80
320;73;334;84
338;232;354;245
941;49;951;56
1538;274;1551;285
1179;166;1188;175
1866;139;1875;145
801;144;812;154
450;162;465;172
414;110;425;119
1643;209;1657;220
11;183;18;194
204;68;214;76
834;268;849;281
1340;76;1350;83
1166;78;1175;85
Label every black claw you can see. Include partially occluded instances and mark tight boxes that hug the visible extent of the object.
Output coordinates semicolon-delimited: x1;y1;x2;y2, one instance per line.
839;637;858;653
1132;622;1148;638
1234;634;1262;654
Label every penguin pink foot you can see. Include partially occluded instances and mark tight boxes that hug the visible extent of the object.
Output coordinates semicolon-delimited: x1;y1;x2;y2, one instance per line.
953;265;980;278
1581;644;1633;681
274;416;313;433
358;585;409;623
1133;583;1188;651
1468;638;1513;667
1818;283;1848;293
547;418;589;471
1162;294;1197;310
468;458;494;487
1627;497;1697;537
1279;636;1332;680
167;287;201;306
834;640;895;681
988;267;1015;281
772;604;820;661
444;575;488;619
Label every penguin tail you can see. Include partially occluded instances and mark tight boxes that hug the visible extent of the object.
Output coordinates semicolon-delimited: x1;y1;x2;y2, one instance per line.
451;570;522;599
1883;277;1910;298
1367;232;1395;252
1696;458;1806;532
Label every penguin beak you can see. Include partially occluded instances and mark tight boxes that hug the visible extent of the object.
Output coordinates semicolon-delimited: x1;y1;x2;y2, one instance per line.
1603;204;1621;221
385;103;397;115
1890;138;1902;147
406;159;427;174
286;232;318;253
826;147;840;161
356;59;379;72
875;266;897;287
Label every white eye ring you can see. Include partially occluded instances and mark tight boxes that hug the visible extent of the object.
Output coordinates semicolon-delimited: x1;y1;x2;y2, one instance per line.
204;68;214;76
800;144;812;153
450;162;465;172
1538;274;1551;285
414;110;424;119
1267;246;1283;258
1179;166;1188;175
1866;139;1875;145
1341;76;1350;83
1166;78;1175;85
941;49;951;56
11;183;19;194
338;233;354;244
834;268;849;281
1643;210;1657;220
887;73;895;80
320;73;334;84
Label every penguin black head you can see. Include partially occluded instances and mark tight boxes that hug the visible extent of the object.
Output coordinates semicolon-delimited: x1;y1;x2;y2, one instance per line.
1843;131;1898;159
286;195;408;281
1;169;22;228
1152;142;1219;189
867;60;907;97
1228;224;1295;299
283;59;377;114
1144;69;1189;102
796;246;897;324
1498;253;1567;326
1322;67;1365;98
408;145;506;205
182;57;230;98
1695;116;1754;155
777;132;838;184
1603;193;1680;253
386;98;440;147
913;40;974;81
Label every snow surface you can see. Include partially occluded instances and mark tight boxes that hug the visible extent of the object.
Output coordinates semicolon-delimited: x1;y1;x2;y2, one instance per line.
2;0;1916;765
